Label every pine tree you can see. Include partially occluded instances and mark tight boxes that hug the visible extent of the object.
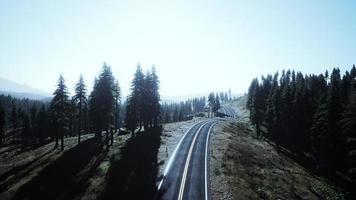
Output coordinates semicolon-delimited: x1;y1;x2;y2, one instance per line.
248;78;263;138
21;113;31;145
248;66;356;180
125;98;138;136
228;88;232;100
208;92;215;117
213;95;220;114
51;74;70;150
340;79;356;179
247;78;259;109
266;72;280;141
125;64;145;136
36;105;47;143
89;64;116;148
150;66;160;127
0;102;5;145
17;108;24;142
143;70;152;129
89;77;103;142
224;92;229;102
327;68;342;173
113;79;121;132
73;74;87;144
30;104;37;142
10;103;18;143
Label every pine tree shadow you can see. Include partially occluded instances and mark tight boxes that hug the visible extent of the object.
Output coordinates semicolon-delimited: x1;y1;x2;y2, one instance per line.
100;126;162;200
0;147;54;192
13;137;106;200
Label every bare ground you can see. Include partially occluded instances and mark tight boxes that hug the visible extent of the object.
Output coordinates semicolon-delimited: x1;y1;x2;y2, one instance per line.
0;133;130;200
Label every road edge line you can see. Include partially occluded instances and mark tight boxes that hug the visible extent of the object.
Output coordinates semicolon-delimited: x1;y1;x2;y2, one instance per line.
157;120;205;191
178;121;210;200
205;121;217;200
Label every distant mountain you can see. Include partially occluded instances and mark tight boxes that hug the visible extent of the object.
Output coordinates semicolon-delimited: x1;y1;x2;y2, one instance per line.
0;77;51;100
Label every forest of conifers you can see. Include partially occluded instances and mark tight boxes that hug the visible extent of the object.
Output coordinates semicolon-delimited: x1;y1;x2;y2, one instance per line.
0;64;209;150
247;65;356;185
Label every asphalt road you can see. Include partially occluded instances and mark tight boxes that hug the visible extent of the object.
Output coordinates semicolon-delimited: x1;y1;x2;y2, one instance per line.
156;120;217;200
221;105;237;118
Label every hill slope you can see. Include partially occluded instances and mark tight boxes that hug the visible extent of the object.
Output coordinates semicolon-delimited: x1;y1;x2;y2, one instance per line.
209;96;346;200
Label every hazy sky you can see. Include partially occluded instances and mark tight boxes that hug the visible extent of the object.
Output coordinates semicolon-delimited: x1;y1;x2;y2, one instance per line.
0;0;355;98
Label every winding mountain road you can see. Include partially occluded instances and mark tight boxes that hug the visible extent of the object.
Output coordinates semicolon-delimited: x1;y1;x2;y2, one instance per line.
221;105;237;118
156;120;217;200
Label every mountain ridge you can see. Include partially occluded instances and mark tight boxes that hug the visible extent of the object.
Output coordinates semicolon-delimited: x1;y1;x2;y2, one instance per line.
0;76;51;100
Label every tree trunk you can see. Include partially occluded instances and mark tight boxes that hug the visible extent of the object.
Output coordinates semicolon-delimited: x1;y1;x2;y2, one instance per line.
55;131;58;148
61;127;64;151
131;129;135;138
105;129;109;150
110;127;114;145
78;100;82;144
256;123;261;139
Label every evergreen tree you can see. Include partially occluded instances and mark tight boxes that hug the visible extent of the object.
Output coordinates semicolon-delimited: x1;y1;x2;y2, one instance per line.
125;97;138;136
340;79;356;179
247;78;259;109
30;104;37;142
17;107;24;142
143;70;152;129
228;88;232;100
213;95;220;114
10;103;18;143
50;74;70;150
208;92;215;117
89;64;116;149
265;72;281;141
248;78;263;138
73;74;87;144
89;77;104;142
125;65;145;136
327;68;342;173
150;66;161;127
134;65;145;130
0;102;5;145
36;105;47;143
113;79;121;132
247;66;356;180
21;113;31;145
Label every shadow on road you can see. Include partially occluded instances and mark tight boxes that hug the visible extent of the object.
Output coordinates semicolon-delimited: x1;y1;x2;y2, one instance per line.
13;137;106;200
100;126;162;200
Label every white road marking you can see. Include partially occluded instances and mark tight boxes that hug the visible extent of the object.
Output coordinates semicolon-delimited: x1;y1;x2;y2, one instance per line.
204;121;217;200
157;121;203;191
177;121;210;200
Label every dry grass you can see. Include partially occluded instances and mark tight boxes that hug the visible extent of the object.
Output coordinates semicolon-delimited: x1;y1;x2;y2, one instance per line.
210;121;347;200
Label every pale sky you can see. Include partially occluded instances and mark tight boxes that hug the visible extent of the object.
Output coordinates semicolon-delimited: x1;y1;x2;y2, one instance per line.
0;0;355;98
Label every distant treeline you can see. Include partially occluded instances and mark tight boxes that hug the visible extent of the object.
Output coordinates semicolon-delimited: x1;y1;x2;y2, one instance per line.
0;94;48;145
247;65;356;182
160;97;206;123
159;90;232;123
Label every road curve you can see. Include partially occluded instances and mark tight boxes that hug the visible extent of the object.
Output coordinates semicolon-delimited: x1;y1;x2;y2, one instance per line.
156;120;217;200
221;105;236;118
